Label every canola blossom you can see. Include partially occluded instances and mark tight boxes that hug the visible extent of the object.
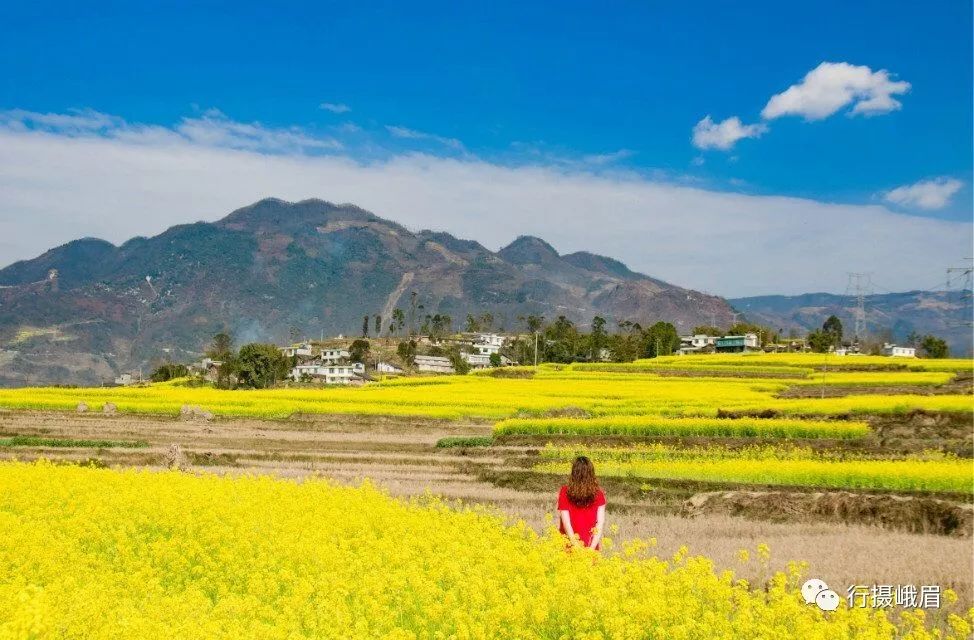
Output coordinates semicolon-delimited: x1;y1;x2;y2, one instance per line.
0;355;969;422
494;416;870;439
538;445;974;494
1;461;971;640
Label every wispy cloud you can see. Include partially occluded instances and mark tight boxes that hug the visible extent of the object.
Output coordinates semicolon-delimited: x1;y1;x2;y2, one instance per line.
2;107;343;154
385;125;464;150
319;102;351;114
762;62;911;121
691;116;767;151
0;108;968;297
883;177;964;210
582;149;635;166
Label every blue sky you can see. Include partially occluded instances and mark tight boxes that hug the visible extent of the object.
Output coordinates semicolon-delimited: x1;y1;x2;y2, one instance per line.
0;1;971;295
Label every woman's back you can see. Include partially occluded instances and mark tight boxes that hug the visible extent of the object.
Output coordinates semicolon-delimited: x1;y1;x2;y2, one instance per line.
557;484;606;548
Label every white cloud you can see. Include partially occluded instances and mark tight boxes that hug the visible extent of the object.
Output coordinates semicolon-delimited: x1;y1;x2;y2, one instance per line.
762;62;911;121
692;116;767;150
319;102;351;114
0;109;969;297
883;177;964;210
385;125;464;150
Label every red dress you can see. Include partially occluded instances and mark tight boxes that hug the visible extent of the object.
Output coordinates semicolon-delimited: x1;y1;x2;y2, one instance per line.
557;485;606;548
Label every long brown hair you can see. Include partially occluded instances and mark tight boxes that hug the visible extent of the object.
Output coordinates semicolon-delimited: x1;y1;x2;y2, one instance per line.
566;456;599;507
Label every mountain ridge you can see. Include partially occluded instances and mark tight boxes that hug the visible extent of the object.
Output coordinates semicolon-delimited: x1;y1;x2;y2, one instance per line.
0;198;733;385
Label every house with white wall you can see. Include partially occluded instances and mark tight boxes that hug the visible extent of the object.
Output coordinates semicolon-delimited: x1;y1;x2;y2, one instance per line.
414;355;455;373
291;361;365;384
882;343;916;358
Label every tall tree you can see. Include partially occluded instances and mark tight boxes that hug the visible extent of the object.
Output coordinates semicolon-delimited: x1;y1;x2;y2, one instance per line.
465;314;481;333
642;321;680;358
374;314;382;337
919;335;949;359
822;315;843;347
362;315;370;337
236;343;290;389
479;312;494;332
392;308;405;335
590;315;607;359
208;332;233;360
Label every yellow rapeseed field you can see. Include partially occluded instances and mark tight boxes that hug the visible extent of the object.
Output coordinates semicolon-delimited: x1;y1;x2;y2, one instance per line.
0;356;969;421
1;461;970;640
537;445;974;494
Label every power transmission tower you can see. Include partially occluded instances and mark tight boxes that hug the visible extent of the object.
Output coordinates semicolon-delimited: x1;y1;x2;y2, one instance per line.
845;272;870;344
946;260;973;328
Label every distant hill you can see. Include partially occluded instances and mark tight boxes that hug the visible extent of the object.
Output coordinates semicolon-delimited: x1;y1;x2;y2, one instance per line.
730;291;973;356
0;198;733;386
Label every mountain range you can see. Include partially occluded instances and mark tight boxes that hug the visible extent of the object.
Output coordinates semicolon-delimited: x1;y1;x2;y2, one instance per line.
0;198;735;385
729;291;972;357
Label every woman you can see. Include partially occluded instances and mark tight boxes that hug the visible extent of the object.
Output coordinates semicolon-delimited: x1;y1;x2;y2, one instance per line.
557;456;606;550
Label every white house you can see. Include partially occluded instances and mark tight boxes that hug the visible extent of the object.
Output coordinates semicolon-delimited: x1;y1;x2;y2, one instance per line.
476;333;506;348
414;355;455;373
462;352;512;368
882;343;916;358
291;362;365;384
677;334;718;355
281;343;314;358
114;373;136;386
376;361;404;374
743;333;759;348
320;348;351;364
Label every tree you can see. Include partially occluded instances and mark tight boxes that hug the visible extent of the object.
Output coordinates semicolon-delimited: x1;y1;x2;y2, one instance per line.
392;308;405;335
236;343;290;389
822;315;843;347
465;314;481;333
489;352;502;367
807;330;833;353
374;314;382;337
919;335;949;359
522;314;544;334
208;332;233;360
362;315;370;337
430;314;452;339
642;321;680;358
590;316;607;359
397;340;417;366
479;313;494;332
692;325;723;336
448;349;470;375
150;363;188;382
349;339;371;363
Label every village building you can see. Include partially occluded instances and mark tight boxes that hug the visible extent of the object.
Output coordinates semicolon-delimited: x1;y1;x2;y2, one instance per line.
319;348;351;364
677;334;718;355
714;333;760;353
291;362;365;384
113;373;137;386
376;361;404;374
413;355;455;374
881;343;916;358
281;343;314;359
189;358;223;382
